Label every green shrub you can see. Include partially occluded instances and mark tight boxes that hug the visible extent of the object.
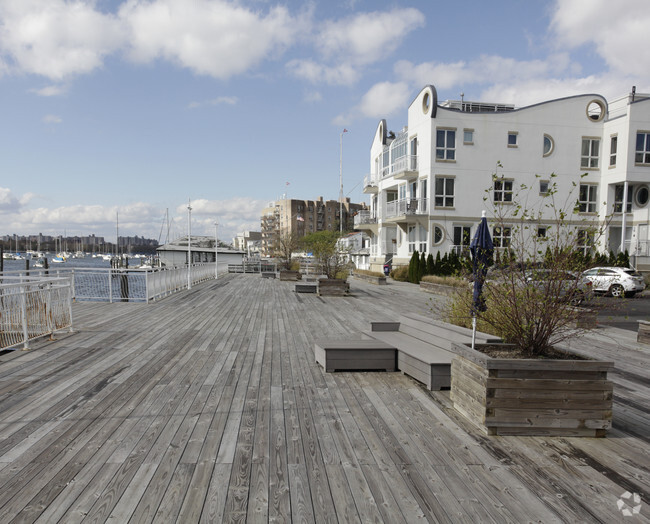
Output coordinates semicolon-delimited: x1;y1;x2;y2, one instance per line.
390;265;409;281
421;275;467;288
354;269;385;278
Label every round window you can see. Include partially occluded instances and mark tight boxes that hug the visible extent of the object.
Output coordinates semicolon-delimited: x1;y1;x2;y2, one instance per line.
543;134;554;156
636;186;649;207
422;92;430;114
586;99;606;122
433;225;444;245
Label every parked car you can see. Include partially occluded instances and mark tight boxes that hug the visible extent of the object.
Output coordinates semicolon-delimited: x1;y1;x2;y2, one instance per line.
524;269;593;306
580;267;646;297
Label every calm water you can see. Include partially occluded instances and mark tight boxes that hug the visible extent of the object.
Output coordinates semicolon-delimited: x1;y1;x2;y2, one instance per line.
1;255;147;273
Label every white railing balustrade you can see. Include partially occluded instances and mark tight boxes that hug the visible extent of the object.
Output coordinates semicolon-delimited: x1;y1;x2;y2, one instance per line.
0;264;218;303
363;174;378;190
354;210;377;227
0;276;73;350
385;197;428;218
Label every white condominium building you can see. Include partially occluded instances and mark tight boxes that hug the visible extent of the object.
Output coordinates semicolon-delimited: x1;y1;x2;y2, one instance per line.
356;85;650;272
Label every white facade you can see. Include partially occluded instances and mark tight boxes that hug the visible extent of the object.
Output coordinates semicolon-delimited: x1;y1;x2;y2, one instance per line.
357;85;650;270
337;231;370;270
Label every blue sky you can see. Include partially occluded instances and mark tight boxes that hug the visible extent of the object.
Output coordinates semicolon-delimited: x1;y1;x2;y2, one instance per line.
0;0;648;244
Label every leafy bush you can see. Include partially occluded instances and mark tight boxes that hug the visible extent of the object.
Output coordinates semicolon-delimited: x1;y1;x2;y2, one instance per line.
390;265;409;281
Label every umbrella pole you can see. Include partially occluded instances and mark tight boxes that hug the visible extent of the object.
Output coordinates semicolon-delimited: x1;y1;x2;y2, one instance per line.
472;314;477;350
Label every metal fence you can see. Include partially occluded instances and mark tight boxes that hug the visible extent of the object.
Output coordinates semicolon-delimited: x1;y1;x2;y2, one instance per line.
0;264;218;303
0;275;73;350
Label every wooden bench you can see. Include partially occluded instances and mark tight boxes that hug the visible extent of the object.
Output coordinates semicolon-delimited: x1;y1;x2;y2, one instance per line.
295;283;318;293
261;272;276;279
314;340;396;372
364;312;501;390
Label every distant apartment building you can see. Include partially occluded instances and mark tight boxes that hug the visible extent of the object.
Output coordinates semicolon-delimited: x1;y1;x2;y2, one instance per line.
356;85;650;271
260;197;367;257
233;231;262;255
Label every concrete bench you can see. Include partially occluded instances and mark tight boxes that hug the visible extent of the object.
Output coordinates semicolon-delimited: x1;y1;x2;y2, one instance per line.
314;340;396;372
295;283;318;293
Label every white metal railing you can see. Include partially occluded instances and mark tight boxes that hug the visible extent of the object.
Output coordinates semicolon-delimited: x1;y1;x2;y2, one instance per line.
385;197;429;218
370;242;397;257
354;210;378;227
363;173;379;190
0;264;218;303
228;262;277;273
381;155;418;179
0;275;73;350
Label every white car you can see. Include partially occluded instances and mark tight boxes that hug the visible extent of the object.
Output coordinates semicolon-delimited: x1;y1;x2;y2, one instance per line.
580;267;646;298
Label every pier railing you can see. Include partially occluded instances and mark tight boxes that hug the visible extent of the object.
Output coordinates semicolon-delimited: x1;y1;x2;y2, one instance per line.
0;264;218;304
0;275;73;350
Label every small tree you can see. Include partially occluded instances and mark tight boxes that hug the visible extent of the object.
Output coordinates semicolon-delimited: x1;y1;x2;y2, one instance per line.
407;250;418;283
446;171;611;357
419;252;426;281
426;253;435;275
275;231;300;270
300;230;348;279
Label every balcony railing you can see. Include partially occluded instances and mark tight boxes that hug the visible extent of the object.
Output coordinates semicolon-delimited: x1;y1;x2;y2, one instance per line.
381;155;418;179
370;242;397;257
354;210;377;227
363;173;379;191
385;197;428;218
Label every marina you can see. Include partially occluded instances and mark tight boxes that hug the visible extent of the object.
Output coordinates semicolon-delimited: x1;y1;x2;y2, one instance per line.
0;274;647;522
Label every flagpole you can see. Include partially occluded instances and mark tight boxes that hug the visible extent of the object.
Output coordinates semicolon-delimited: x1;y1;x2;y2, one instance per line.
339;129;347;233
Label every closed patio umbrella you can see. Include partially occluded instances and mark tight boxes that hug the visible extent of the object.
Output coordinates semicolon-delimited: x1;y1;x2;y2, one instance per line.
469;211;494;349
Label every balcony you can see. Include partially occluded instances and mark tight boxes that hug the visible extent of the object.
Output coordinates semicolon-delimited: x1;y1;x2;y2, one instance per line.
354;210;378;232
382;155;418;180
385;197;428;218
363;173;379;194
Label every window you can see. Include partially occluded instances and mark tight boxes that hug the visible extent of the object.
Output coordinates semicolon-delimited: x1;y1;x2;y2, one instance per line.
493;178;513;203
581;138;600;169
614;184;633;213
408;225;427;253
537;226;547;238
543;134;554;156
453;226;471;250
539;180;549;195
578;184;597;213
432;225;444;245
398;185;406;201
610;135;617;167
636;132;650;165
507;132;518;147
493;226;511;248
434;177;454;207
577;229;593;256
636;186;649;207
410;137;418;170
436;128;456;161
463;129;474;144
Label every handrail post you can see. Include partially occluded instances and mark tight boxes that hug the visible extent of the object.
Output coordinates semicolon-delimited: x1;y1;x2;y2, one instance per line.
108;268;113;303
21;284;29;350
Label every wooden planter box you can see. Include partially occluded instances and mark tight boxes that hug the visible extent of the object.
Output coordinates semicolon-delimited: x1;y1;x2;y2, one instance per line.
352;272;387;285
450;342;614;437
279;270;301;281
638;320;650;343
317;278;350;296
419;281;456;296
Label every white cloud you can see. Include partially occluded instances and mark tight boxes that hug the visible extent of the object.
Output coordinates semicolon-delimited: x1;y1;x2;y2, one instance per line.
119;0;302;79
0;0;125;80
30;84;68;96
550;0;650;80
318;8;424;66
43;114;62;124
0;187;21;211
288;7;424;86
187;96;238;109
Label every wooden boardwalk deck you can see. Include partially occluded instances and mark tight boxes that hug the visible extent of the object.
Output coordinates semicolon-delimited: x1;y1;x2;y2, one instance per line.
0;274;648;523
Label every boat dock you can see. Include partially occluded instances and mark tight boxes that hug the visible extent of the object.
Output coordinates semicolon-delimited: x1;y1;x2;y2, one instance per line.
0;274;647;522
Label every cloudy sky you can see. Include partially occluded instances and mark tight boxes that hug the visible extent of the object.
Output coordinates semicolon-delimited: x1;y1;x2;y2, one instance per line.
1;0;648;244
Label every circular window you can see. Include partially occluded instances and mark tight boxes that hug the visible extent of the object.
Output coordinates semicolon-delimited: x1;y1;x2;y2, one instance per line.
586;99;606;122
636;186;649;207
433;225;444;245
543;134;554;157
422;92;430;114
